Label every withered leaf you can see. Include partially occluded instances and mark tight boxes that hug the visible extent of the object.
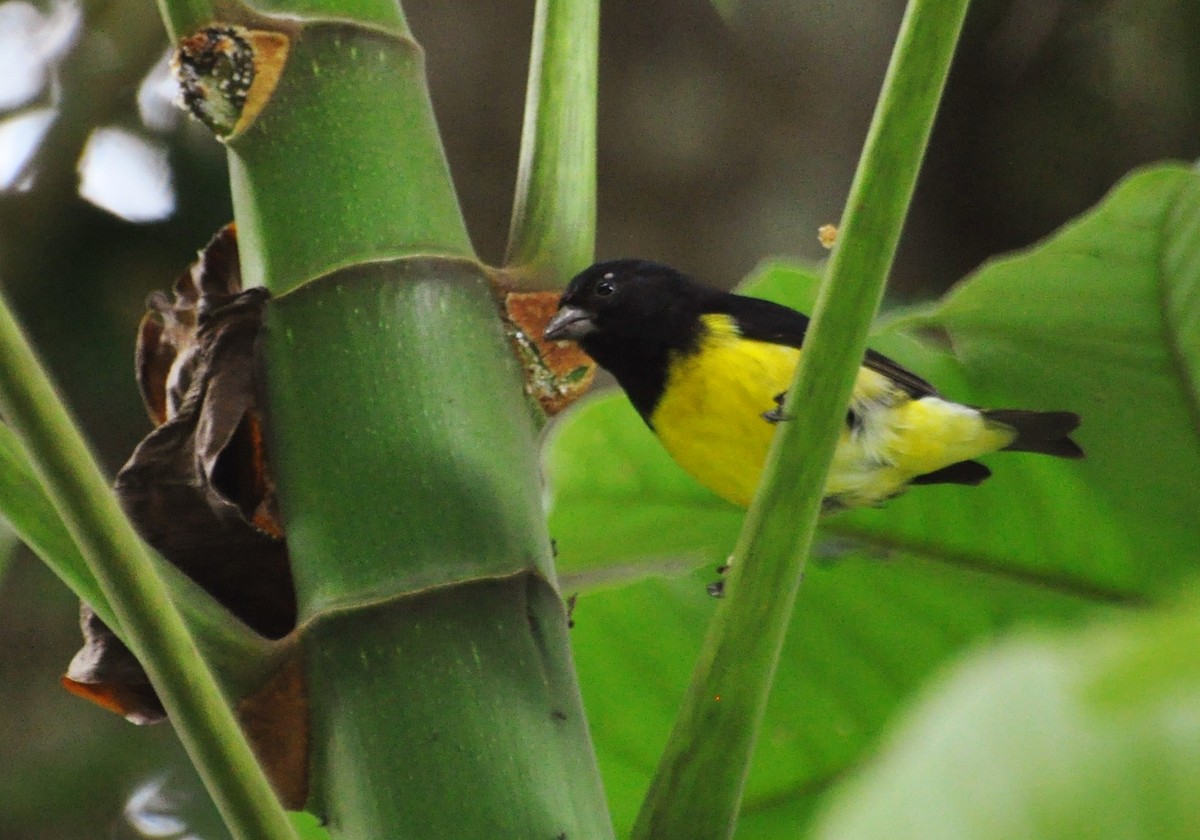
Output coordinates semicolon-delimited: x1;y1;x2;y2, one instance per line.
499;289;596;416
236;657;309;808
68;225;295;725
62;603;165;725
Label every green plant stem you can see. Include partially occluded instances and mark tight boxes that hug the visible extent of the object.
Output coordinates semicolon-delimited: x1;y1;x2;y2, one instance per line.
0;520;14;587
504;0;599;283
228;21;471;294
0;294;298;840
0;420;116;622
0;421;280;691
210;0;613;832
264;261;614;837
631;2;971;838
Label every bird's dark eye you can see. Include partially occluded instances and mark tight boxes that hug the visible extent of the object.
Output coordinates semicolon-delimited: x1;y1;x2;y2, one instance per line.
595;279;615;297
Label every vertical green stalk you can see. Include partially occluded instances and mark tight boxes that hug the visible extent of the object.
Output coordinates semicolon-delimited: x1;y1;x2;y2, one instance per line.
225;20;472;294
194;0;615;835
632;2;972;838
0;295;298;840
505;0;600;282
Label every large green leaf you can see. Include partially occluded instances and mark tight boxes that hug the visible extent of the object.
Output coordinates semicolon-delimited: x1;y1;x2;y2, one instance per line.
291;810;332;839
569;560;1109;835
809;588;1200;840
546;163;1200;835
861;163;1200;598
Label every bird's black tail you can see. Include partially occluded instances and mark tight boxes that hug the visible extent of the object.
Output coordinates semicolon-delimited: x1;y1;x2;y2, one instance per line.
984;409;1084;459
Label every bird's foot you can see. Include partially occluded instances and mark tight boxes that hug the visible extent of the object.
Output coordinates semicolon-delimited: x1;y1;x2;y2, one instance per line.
762;392;792;424
707;559;733;597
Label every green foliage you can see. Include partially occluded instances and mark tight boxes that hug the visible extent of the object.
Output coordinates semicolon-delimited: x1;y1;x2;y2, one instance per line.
547;163;1200;836
882;165;1200;596
4;0;1196;832
811;589;1200;839
291;810;332;839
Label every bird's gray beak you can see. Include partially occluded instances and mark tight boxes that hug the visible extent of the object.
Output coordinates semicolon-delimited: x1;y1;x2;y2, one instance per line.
543;306;596;342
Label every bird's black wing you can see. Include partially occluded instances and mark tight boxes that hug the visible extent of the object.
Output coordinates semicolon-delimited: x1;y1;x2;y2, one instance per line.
715;293;940;398
712;293;811;347
862;348;939;398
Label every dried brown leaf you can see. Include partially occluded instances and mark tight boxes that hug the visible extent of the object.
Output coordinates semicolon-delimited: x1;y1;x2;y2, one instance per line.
500;289;596;416
236;657;309;808
69;224;295;720
62;603;165;725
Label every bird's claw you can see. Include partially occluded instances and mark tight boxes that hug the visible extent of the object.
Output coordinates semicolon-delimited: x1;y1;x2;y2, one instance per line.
763;392;791;423
707;561;732;597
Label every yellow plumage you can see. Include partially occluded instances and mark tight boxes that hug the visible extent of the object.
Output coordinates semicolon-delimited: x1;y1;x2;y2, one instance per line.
650;314;1015;508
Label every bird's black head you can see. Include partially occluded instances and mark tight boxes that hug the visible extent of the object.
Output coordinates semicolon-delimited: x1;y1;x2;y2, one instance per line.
543;259;710;351
543;259;719;419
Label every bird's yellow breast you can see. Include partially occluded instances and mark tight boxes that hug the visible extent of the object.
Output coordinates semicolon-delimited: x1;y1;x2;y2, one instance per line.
650;314;794;507
647;313;1014;509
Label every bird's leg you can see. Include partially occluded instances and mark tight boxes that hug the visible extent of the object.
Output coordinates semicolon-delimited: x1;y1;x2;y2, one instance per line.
762;391;792;423
707;556;734;597
565;593;577;628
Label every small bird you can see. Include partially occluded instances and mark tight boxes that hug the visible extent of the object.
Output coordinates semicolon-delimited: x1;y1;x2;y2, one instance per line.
544;260;1082;512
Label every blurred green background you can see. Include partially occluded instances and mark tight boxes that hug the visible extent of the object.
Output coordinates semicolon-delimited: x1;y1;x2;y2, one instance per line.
1;0;1198;836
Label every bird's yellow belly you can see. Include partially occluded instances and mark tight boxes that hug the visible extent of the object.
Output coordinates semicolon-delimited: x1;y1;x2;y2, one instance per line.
650;339;789;508
648;327;1010;510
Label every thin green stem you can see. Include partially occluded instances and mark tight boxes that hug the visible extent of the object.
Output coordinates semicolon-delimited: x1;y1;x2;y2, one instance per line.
156;0;409;45
631;2;972;838
0;420;285;694
0;420;116;624
0;293;298;840
0;521;14;588
504;0;599;283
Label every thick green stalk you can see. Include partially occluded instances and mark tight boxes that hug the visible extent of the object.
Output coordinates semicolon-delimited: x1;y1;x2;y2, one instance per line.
207;2;613;835
505;0;599;282
155;0;408;46
154;0;208;42
0;294;298;840
226;21;472;294
264;261;614;838
631;2;972;838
